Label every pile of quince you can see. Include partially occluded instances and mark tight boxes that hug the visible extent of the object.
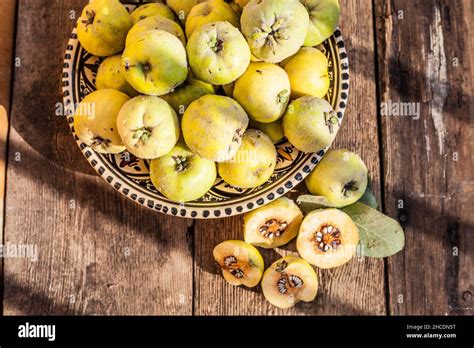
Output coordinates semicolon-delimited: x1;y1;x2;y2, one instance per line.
214;148;369;308
73;0;341;202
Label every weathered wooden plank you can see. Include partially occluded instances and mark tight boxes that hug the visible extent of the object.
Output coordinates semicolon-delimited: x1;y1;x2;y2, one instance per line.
375;0;473;315
0;0;16;109
3;0;193;315
194;0;386;315
0;0;17;316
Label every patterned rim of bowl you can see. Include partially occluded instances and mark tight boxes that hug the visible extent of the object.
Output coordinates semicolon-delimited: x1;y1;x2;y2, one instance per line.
62;7;349;219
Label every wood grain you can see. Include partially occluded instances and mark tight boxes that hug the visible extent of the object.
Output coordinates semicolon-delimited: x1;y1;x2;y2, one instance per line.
375;0;474;314
3;0;193;315
193;0;386;315
0;0;17;316
0;0;16;108
2;0;472;316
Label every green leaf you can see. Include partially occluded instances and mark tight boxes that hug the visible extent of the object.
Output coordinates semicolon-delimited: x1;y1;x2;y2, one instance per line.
358;178;378;209
296;195;338;213
342;203;405;258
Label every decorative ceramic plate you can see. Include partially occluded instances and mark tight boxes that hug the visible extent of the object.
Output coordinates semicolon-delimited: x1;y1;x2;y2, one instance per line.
62;3;349;219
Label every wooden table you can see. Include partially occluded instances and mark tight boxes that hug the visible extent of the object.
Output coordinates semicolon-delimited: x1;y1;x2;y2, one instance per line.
1;0;472;315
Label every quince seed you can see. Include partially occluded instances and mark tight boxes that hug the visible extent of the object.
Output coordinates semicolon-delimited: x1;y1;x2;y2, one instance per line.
288;275;303;288
277;277;288;294
224;255;237;266
230;269;244;278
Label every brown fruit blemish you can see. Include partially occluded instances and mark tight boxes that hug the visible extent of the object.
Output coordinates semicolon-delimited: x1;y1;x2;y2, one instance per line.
139;62;152;78
91;135;111;149
232;128;243;143
82;10;96;26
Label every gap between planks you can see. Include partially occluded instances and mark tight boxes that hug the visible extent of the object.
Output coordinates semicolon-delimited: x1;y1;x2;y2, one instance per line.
371;0;391;316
